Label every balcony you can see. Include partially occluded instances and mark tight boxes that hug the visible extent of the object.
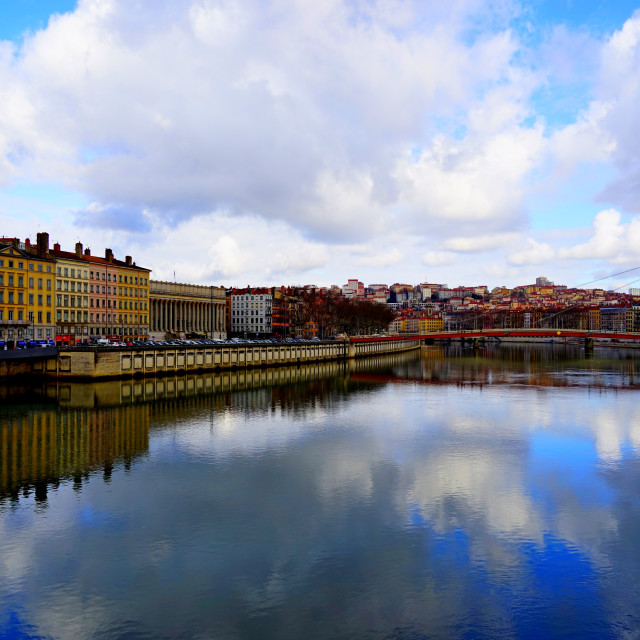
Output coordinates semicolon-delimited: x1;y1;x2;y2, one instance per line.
0;319;31;327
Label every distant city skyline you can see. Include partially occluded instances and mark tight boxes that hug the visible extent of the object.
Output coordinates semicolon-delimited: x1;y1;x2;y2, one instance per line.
1;1;640;290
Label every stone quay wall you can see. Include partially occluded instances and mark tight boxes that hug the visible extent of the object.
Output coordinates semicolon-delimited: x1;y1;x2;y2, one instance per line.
27;338;419;380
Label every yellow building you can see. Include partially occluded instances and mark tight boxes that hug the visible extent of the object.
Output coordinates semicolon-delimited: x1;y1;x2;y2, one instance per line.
0;236;56;344
391;317;405;333
117;256;151;340
418;316;444;332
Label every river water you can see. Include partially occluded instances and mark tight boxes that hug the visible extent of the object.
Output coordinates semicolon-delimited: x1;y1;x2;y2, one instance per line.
1;344;640;639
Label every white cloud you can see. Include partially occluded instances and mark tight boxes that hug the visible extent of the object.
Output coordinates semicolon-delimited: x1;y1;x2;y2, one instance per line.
442;232;519;252
1;0;639;288
355;247;404;268
559;208;640;263
422;250;456;266
507;238;554;265
594;12;640;211
0;0;544;244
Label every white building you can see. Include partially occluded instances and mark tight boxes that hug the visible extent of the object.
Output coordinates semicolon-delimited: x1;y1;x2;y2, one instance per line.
230;289;272;337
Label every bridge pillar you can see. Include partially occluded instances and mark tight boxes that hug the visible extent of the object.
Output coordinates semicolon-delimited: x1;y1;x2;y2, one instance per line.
584;336;594;350
473;338;479;349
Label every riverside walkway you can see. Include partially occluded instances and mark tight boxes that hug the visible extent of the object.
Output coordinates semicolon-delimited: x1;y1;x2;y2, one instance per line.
4;337;420;379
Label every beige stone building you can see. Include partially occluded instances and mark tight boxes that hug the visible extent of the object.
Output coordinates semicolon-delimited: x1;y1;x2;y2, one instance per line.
149;281;226;340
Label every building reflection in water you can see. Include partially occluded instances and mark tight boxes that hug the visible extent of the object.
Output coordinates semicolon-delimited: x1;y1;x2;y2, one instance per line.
0;405;150;506
5;344;632;508
0;354;415;507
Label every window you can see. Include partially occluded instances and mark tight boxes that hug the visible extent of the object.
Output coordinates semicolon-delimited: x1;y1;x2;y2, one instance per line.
46;295;51;306
38;264;43;272
90;271;93;279
18;293;23;304
47;279;51;290
37;312;42;323
29;264;34;272
71;269;75;278
38;294;43;305
18;276;23;287
47;312;51;323
18;262;23;269
38;278;43;290
29;294;34;305
64;267;68;276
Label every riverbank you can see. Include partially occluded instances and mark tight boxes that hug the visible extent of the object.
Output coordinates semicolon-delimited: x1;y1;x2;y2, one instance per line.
1;337;420;379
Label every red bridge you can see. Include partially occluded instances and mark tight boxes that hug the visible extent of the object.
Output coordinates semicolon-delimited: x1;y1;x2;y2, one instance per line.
351;329;640;343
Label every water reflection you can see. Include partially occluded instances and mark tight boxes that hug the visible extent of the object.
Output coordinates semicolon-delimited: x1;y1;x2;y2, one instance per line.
1;346;640;639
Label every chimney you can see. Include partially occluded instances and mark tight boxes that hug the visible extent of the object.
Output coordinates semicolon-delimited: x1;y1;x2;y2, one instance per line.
37;232;50;257
84;247;91;256
25;238;31;247
11;238;18;247
105;248;114;262
125;255;132;266
54;242;61;251
75;242;83;256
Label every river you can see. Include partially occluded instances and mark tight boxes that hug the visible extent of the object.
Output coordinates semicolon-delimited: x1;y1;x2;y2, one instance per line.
1;344;640;639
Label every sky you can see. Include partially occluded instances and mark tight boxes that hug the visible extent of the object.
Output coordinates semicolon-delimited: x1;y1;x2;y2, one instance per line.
1;0;640;291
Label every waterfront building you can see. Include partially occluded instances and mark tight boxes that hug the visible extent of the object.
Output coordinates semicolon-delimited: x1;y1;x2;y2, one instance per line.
270;287;296;339
46;236;151;343
149;281;226;340
625;305;640;332
229;288;272;337
1;232;152;344
600;307;627;332
115;254;151;341
0;236;56;344
51;241;92;344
